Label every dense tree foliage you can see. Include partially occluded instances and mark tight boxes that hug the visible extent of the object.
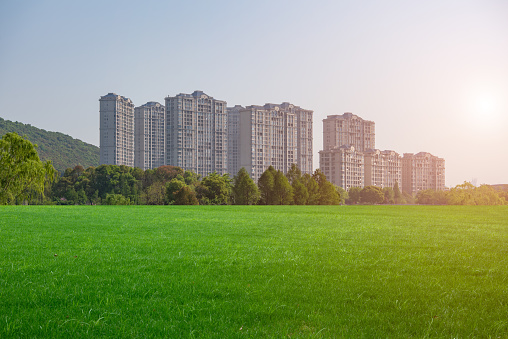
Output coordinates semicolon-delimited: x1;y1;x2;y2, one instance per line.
4;136;504;207
0;117;99;172
360;186;385;204
104;193;131;205
198;172;232;205
302;173;320;205
416;182;507;205
382;187;395;204
256;167;341;205
0;132;57;204
312;169;341;205
336;186;348;205
232;168;260;205
258;166;276;205
393;181;404;204
273;170;293;205
347;187;362;204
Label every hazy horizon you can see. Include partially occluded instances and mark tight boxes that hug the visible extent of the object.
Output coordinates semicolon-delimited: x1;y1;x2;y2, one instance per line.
1;1;506;187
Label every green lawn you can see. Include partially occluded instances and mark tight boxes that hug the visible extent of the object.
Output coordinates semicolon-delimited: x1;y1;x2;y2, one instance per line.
1;206;507;338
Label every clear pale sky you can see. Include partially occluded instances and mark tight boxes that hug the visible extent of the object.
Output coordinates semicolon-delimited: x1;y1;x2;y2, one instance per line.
1;0;507;187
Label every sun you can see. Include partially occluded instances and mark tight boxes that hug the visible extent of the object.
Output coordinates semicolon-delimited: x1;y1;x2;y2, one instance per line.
474;94;498;117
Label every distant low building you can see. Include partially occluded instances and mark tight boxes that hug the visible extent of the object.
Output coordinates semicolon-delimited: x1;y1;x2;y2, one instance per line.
402;152;445;194
319;145;364;190
364;149;402;189
99;93;135;166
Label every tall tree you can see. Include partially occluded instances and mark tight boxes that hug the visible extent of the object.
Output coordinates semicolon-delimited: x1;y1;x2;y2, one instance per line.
393;181;404;204
273;170;293;205
0;133;56;204
302;173;320;205
232;168;260;205
336;186;348;205
292;179;309;205
383;187;395;204
286;164;302;185
258;166;276;205
313;169;340;205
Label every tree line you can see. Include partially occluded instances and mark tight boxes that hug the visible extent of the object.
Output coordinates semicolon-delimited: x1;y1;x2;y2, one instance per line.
47;164;349;206
1;133;507;205
415;182;508;205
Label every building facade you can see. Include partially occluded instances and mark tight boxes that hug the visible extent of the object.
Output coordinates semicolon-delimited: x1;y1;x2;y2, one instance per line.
99;93;135;166
364;149;402;188
320;112;374;189
165;91;227;177
402;152;445;194
227;102;313;182
323;113;375;152
227;105;242;177
134;101;165;170
319;145;364;190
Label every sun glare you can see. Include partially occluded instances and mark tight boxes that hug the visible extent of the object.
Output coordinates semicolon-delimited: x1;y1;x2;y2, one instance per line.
464;92;505;132
474;95;497;116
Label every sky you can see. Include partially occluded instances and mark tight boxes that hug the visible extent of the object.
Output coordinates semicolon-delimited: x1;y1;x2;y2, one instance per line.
0;0;507;187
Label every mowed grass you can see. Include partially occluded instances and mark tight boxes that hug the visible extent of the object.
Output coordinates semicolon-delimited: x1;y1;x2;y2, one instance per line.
1;206;508;338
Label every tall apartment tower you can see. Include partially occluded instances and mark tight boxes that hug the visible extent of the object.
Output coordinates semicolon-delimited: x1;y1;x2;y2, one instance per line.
364;149;402;188
165;91;227;177
134;102;165;170
402;152;445;194
99;93;135;166
227;102;313;182
227;105;242;177
323;113;375;152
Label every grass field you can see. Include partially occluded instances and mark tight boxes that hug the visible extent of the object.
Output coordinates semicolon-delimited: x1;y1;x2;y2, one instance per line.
1;206;508;338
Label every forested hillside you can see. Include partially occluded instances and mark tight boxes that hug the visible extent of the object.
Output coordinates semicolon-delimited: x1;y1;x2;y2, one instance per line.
0;117;99;172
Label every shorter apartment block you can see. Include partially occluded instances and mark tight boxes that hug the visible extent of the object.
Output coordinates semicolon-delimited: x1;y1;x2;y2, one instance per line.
402;152;445;194
364;149;402;189
319;145;364;190
134;102;165;170
319;112;445;194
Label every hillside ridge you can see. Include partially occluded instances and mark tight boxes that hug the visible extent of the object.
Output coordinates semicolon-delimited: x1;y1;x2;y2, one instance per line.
0;117;99;172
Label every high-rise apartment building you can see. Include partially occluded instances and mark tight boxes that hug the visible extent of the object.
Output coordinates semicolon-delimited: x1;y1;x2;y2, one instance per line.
134;102;165;170
227;105;242;177
364;149;402;188
99;93;135;166
402;152;445;194
319;145;364;190
227;102;313;182
320;112;374;189
323;113;375;152
165;91;227;177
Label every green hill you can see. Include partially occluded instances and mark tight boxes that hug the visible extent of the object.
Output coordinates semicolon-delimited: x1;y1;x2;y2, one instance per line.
0;117;99;172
